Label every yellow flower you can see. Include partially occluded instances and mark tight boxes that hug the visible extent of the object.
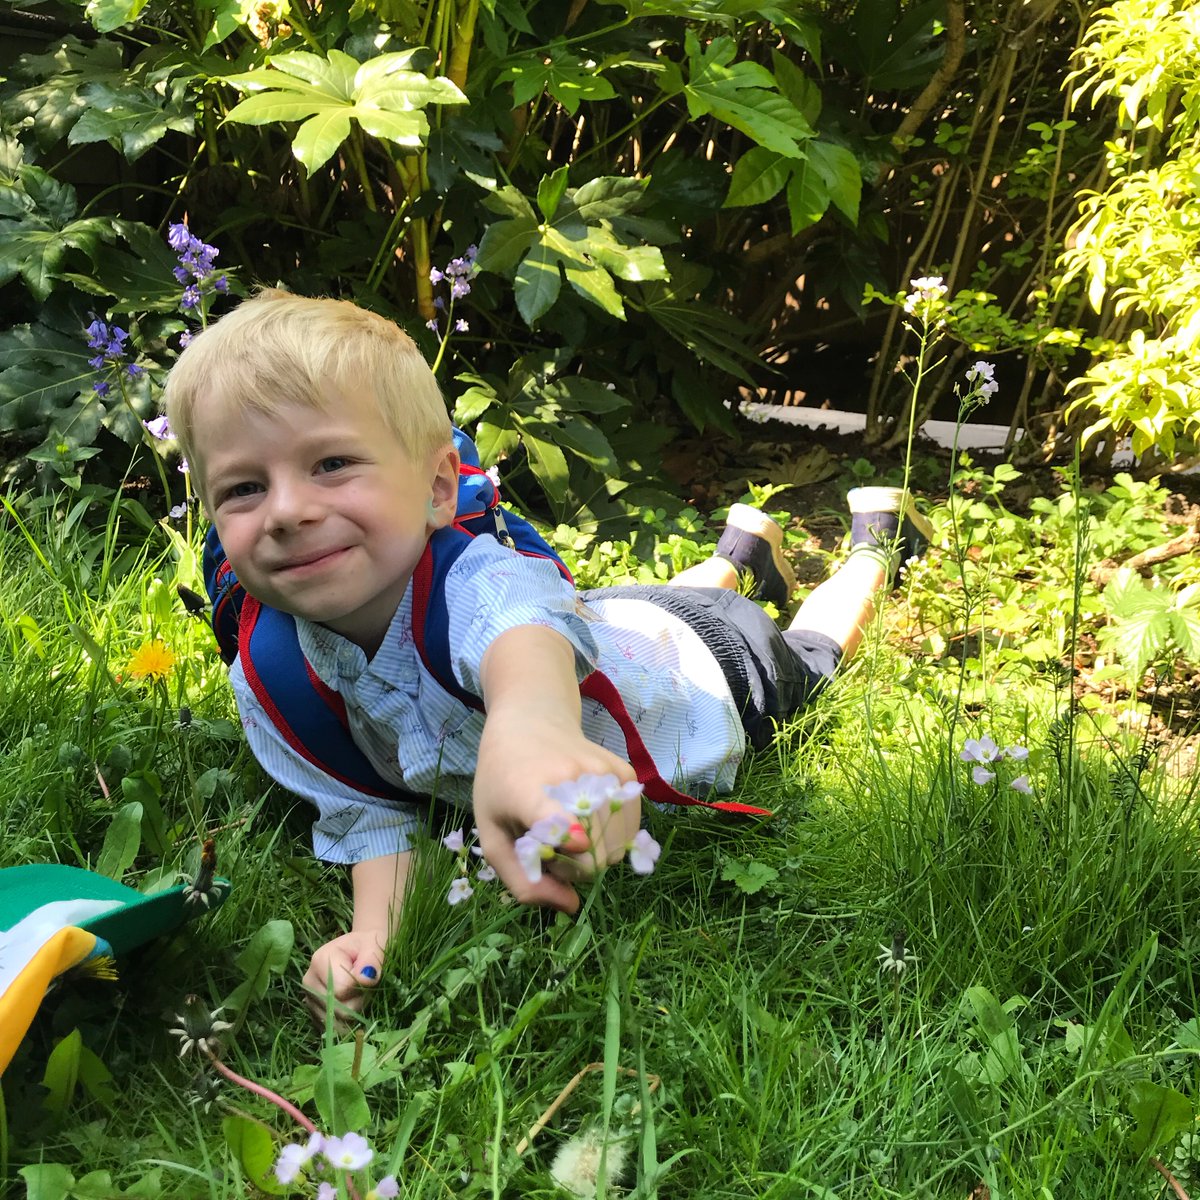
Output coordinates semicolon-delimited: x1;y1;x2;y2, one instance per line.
127;640;175;682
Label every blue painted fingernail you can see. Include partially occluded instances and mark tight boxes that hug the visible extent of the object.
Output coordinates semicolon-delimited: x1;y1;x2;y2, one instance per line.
360;965;378;981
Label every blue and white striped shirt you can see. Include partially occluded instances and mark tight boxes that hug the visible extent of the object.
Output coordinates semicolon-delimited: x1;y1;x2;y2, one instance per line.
231;534;744;863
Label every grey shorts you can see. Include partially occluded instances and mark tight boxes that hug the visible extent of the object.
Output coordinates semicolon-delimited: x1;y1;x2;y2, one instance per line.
578;585;843;751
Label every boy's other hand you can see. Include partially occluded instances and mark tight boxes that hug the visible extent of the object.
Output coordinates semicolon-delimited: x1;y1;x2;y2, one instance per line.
303;929;385;1022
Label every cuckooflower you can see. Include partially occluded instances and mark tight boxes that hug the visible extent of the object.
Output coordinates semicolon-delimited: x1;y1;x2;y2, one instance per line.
477;864;498;883
316;1184;336;1200
902;275;948;316
373;1176;400;1199
545;773;642;816
627;829;661;875
144;415;172;440
274;1133;324;1184
442;829;465;854
966;360;999;399
515;833;554;883
972;766;997;785
1005;744;1030;761
323;1132;374;1171
447;877;474;905
1010;775;1033;794
960;736;1000;764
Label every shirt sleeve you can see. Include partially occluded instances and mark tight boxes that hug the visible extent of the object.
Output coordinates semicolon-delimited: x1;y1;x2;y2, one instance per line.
229;659;423;865
443;535;599;696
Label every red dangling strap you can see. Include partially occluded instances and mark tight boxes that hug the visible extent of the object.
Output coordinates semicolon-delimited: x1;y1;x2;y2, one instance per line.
578;671;772;817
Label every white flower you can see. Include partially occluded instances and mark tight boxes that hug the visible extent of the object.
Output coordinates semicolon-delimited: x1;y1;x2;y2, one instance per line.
442;829;465;853
972;766;996;785
477;864;498;883
1010;775;1033;794
274;1133;324;1185
902;275;948;314
447;877;474;905
877;937;917;976
322;1131;374;1171
515;833;551;883
545;772;643;816
627;830;661;875
960;736;1000;763
1005;744;1029;761
550;1126;630;1197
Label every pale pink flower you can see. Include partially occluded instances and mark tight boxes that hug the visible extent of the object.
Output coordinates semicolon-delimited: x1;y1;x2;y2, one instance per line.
322;1131;374;1171
1010;775;1033;794
628;829;661;875
447;877;474;905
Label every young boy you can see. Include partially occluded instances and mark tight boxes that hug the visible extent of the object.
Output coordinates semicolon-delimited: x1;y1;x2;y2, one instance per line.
164;290;930;1015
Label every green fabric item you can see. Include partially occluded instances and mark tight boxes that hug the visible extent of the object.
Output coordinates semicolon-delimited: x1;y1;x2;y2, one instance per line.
0;864;230;957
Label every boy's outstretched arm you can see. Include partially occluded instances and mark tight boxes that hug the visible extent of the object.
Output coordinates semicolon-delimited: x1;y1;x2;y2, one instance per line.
475;624;640;913
303;850;411;1019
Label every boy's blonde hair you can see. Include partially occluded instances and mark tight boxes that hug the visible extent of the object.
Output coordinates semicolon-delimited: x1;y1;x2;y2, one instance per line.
164;290;452;479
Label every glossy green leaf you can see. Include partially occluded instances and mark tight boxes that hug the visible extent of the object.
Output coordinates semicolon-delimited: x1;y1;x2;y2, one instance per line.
537;166;570;221
41;1028;83;1119
223;1115;288;1194
221;919;295;1016
476;214;538;273
724;147;791;208
290;110;353;173
563;259;624;318
514;239;561;325
96;801;142;880
69;81;194;161
808;140;861;224
1128;1080;1193;1156
523;433;570;505
85;0;151;33
785;156;830;233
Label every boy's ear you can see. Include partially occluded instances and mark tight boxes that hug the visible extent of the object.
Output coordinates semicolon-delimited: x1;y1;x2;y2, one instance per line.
427;443;460;530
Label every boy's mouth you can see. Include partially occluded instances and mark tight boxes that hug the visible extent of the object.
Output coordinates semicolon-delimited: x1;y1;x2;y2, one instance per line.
274;547;348;574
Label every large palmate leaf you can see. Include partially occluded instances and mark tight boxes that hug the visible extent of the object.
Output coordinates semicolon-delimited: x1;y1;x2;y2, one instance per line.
724;139;862;231
224;48;467;174
497;42;618;114
3;37;128;150
475;170;671;325
68;78;194;161
0;168;117;301
663;31;814;159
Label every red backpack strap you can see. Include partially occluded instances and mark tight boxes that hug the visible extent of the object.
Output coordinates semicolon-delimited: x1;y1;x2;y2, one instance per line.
579;671;772;816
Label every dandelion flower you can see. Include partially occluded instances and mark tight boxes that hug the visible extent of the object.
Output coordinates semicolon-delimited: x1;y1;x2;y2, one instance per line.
550;1126;630;1197
877;933;916;976
128;640;175;682
168;995;233;1058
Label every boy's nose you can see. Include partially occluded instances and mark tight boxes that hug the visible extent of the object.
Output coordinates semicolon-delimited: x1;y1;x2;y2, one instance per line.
263;477;323;533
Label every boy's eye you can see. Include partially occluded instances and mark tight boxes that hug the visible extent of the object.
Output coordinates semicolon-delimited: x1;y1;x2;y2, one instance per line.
318;456;350;473
225;481;261;500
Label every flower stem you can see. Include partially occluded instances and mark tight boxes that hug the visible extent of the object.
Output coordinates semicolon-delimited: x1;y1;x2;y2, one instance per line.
206;1053;316;1133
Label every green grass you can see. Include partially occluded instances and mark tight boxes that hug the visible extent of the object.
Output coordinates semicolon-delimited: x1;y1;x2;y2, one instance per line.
3;473;1200;1199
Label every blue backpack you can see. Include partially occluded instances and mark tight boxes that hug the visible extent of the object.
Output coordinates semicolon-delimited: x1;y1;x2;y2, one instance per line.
203;428;768;816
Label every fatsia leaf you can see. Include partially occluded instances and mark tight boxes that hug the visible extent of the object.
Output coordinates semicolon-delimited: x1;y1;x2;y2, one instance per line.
785;156;830;234
683;31;812;158
724;146;791;208
476;213;538;273
513;239;562;325
808;140;862;224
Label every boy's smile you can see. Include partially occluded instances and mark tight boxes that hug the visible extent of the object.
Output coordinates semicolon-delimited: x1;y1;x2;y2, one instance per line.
193;386;457;655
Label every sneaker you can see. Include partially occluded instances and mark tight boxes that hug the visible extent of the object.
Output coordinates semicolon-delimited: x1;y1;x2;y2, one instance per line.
847;486;934;583
714;504;797;608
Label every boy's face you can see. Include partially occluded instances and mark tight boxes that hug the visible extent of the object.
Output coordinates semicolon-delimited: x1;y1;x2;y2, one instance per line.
192;385;457;654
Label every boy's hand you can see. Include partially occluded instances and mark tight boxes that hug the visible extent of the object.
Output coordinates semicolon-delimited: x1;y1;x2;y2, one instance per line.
474;710;641;914
303;929;385;1022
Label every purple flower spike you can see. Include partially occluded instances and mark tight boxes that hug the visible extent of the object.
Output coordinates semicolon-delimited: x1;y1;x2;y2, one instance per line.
144;416;172;440
127;363;144;378
167;223;192;251
93;380;110;397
